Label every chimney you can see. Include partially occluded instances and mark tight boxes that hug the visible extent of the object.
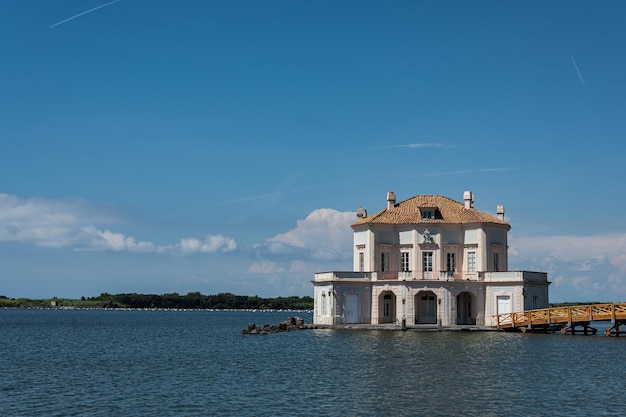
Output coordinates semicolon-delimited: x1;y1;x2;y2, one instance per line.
497;204;505;221
387;192;396;210
463;191;474;209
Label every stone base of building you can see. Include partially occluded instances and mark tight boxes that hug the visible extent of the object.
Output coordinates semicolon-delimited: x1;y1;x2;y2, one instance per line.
305;323;499;332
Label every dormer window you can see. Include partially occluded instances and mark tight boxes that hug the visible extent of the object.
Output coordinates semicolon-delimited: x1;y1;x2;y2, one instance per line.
421;208;435;220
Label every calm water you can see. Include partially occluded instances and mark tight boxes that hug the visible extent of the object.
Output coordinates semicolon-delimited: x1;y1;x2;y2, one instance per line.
1;309;625;417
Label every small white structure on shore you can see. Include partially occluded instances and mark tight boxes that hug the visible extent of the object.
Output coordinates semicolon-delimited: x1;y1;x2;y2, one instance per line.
313;191;549;327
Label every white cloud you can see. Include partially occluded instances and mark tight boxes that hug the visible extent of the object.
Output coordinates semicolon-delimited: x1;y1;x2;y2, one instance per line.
80;226;164;253
0;193;98;248
0;193;236;255
510;233;626;302
267;208;354;260
178;235;237;254
511;233;626;273
246;208;355;294
288;259;337;275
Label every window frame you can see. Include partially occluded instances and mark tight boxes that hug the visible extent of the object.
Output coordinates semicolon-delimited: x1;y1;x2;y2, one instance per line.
422;251;433;272
401;251;410;272
467;251;476;273
446;252;456;272
381;252;390;272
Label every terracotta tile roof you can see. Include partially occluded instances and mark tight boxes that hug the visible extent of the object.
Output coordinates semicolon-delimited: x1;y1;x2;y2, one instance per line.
352;194;509;228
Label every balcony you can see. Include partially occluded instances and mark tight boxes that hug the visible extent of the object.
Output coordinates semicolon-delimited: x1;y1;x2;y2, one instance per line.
480;271;548;283
315;270;488;282
398;271;413;280
439;271;455;280
314;271;375;282
410;271;469;280
377;271;472;281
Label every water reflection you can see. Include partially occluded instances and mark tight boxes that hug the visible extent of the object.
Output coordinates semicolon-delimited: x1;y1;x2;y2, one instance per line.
303;330;626;416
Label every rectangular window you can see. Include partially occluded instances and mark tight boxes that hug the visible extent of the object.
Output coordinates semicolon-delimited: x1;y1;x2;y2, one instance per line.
381;252;390;272
468;251;476;273
421;210;433;220
422;252;433;272
401;252;410;272
446;253;456;272
359;252;364;272
321;294;327;316
493;252;499;272
533;295;539;310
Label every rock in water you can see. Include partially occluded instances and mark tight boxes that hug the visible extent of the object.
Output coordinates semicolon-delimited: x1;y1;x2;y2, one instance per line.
242;316;309;334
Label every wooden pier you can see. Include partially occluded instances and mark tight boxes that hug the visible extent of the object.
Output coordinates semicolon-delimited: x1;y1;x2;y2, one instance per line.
493;303;626;336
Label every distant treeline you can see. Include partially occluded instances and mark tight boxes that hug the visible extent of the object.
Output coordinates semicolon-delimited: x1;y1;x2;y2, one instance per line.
1;295;611;310
549;302;609;308
0;292;314;310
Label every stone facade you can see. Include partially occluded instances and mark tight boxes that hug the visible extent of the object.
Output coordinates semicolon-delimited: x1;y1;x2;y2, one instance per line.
313;191;550;327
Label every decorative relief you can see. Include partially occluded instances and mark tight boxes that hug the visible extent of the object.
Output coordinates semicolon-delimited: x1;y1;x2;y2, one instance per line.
422;229;434;244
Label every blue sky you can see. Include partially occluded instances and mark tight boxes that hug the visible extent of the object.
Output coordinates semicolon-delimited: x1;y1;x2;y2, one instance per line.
1;1;625;302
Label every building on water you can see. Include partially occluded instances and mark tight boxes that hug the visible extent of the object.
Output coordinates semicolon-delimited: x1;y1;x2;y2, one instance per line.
313;191;550;327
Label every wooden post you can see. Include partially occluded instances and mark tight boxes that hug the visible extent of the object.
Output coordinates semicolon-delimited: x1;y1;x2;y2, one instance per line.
612;303;616;324
567;306;571;325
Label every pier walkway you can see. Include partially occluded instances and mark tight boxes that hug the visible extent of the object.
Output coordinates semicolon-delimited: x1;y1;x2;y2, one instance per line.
493;303;626;336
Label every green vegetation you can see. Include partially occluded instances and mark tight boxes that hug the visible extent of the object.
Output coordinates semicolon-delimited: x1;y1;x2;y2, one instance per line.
0;295;49;308
0;292;313;310
1;296;613;311
549;302;608;308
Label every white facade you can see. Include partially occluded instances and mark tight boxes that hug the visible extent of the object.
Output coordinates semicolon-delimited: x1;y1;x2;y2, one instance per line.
313;191;550;327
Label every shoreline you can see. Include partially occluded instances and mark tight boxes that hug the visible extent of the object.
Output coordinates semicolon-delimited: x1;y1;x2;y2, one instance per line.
0;306;313;313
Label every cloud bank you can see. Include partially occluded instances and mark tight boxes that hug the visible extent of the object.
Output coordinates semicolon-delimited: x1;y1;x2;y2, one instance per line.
0;193;236;254
510;233;626;302
246;208;355;295
261;208;354;262
3;192;625;302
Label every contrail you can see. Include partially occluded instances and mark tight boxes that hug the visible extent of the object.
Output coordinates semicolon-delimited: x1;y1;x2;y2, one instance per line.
371;143;448;150
50;0;121;29
570;56;586;87
422;168;512;177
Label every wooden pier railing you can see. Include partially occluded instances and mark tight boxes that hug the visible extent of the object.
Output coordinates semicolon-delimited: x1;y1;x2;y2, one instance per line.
493;303;626;336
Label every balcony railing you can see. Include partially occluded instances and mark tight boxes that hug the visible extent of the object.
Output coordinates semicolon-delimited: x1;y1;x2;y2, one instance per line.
315;270;547;283
375;271;478;281
439;271;455;280
398;271;412;280
314;271;375;281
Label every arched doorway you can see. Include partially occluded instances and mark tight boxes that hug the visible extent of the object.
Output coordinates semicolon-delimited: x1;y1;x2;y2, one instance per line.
456;291;476;325
378;291;396;324
415;291;437;324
